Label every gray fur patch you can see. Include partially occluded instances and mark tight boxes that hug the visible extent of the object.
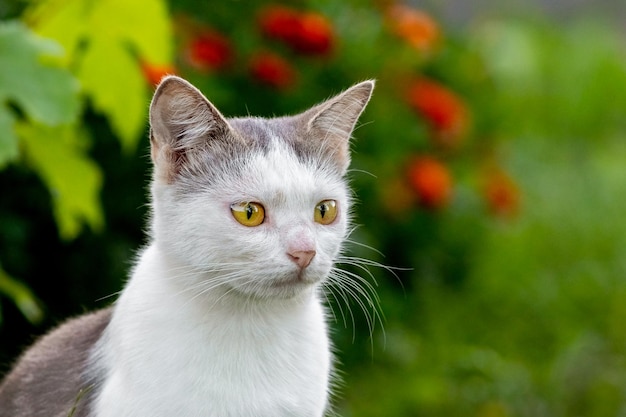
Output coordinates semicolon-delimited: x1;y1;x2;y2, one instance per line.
228;116;337;174
0;308;112;417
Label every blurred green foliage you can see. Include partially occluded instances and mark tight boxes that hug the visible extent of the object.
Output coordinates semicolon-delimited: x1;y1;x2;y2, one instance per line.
0;21;79;167
1;1;626;416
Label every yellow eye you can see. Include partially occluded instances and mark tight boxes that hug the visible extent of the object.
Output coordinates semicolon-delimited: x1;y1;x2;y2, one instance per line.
231;202;265;227
314;200;338;225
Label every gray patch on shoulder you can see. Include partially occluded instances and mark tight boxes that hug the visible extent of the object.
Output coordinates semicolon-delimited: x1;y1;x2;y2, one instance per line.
0;308;112;417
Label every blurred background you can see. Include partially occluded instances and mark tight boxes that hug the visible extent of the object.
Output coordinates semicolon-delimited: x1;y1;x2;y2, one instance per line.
1;0;626;415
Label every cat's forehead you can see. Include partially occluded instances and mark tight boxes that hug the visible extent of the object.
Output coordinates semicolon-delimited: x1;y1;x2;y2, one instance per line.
222;121;346;204
229;117;302;157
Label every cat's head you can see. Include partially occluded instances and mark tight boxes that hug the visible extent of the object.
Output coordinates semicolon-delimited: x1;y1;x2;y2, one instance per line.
148;76;373;300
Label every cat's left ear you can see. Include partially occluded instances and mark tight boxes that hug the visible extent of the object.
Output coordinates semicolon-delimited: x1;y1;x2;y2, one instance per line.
304;80;374;175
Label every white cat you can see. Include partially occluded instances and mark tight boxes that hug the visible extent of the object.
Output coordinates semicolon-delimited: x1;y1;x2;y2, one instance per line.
0;76;374;417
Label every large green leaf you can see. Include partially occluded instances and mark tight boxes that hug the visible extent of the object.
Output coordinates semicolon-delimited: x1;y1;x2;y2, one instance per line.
23;0;89;66
79;37;147;150
89;0;173;64
17;123;104;240
27;0;173;151
0;21;80;167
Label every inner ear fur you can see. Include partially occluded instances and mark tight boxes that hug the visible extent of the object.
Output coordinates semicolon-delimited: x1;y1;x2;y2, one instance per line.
149;76;232;182
304;80;375;174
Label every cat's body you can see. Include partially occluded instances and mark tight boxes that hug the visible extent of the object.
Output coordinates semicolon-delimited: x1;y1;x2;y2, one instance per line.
0;76;374;417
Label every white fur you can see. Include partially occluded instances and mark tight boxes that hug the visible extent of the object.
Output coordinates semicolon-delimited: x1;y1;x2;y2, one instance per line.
92;142;349;416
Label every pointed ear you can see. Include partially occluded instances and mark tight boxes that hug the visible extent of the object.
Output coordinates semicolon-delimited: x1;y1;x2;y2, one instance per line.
304;80;374;174
149;75;232;183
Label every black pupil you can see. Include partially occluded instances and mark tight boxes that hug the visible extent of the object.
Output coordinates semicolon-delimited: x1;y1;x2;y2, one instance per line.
319;204;327;218
246;204;254;220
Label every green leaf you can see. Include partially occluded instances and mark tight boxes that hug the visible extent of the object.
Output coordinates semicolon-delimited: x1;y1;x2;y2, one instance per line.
0;21;81;125
17;123;104;240
79;38;147;151
0;21;81;167
24;0;89;66
0;264;44;325
89;0;173;64
27;0;174;151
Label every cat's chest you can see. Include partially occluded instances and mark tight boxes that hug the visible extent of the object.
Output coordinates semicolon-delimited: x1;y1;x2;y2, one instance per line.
146;301;330;381
95;269;330;416
139;319;328;415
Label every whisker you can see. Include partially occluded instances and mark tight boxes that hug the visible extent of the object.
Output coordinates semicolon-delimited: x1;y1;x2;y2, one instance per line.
321;282;348;329
336;258;381;288
332;268;383;327
345;168;377;178
344;238;385;258
338;255;408;290
335;276;375;335
319;286;340;325
94;291;123;303
324;276;357;342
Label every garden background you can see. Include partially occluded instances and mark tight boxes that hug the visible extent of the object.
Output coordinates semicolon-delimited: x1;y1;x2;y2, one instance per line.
1;0;626;415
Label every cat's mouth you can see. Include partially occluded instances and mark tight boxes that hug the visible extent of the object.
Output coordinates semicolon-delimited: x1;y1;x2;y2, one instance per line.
271;271;316;289
264;268;323;296
222;266;327;300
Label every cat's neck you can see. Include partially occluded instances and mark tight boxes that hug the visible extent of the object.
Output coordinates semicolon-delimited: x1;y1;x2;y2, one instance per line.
105;243;328;359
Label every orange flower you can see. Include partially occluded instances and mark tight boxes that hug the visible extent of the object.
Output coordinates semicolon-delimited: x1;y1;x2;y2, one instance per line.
482;168;521;218
185;30;233;72
249;52;297;90
387;5;440;53
141;61;176;87
406;156;453;209
258;6;334;56
407;78;470;148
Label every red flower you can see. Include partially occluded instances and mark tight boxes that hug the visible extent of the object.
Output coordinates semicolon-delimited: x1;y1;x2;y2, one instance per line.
258;6;334;56
407;78;470;148
259;6;301;42
249;52;297;90
387;5;440;53
141;61;176;86
185;30;233;72
291;12;334;55
482;168;520;218
406;156;453;209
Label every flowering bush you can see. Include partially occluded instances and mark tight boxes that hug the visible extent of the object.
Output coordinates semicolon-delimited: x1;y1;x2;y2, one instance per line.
386;4;440;53
406;77;470;148
248;51;297;90
259;6;335;56
406;156;453;209
185;30;233;72
163;2;516;224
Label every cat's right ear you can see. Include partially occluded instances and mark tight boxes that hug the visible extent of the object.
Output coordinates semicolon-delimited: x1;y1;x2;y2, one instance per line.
149;76;232;183
302;80;374;175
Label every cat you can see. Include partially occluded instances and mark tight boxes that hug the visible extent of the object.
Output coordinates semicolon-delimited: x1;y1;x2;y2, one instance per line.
0;75;374;417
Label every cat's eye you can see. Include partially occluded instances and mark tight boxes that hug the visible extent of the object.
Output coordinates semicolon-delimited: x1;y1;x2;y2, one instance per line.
314;200;338;225
231;202;265;227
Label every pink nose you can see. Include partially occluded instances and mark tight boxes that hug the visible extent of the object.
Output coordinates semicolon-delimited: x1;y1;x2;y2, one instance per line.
288;250;316;269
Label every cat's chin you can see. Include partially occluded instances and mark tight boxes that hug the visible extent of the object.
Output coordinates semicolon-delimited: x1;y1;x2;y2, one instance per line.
228;271;324;301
